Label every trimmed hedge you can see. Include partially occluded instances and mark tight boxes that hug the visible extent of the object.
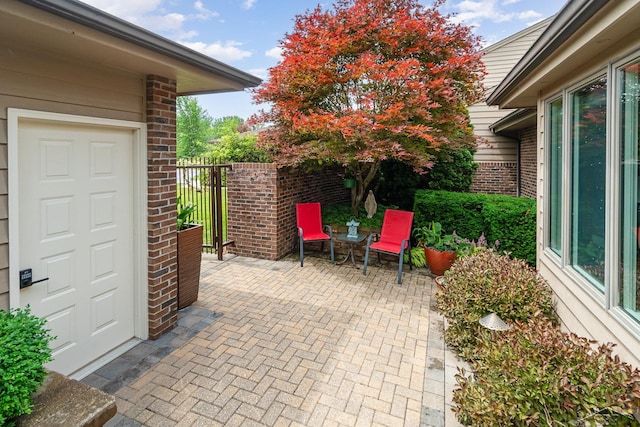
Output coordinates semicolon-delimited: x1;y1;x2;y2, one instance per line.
413;190;536;265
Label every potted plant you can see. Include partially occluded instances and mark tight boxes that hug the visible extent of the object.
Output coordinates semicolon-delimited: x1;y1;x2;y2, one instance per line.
340;170;356;189
413;221;469;276
177;197;203;309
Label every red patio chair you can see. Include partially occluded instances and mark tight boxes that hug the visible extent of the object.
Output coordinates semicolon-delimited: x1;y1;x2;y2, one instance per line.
363;209;414;284
296;202;334;267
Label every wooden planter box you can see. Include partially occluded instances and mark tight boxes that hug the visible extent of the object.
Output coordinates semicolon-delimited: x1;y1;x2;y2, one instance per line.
178;224;203;309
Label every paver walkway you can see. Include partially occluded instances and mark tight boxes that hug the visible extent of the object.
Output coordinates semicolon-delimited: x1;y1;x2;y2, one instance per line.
83;254;465;426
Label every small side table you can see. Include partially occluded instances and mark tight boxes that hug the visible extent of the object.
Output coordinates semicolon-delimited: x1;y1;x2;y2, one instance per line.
335;233;367;268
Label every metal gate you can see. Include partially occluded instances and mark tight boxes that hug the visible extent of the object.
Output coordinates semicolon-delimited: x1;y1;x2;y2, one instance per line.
177;157;232;259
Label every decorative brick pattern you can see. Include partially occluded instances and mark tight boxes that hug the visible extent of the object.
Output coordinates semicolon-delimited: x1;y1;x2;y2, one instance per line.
518;126;537;199
471;162;518;196
146;75;178;339
227;164;350;260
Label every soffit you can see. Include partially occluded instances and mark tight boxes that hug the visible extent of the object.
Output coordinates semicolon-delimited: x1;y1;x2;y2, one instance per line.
490;1;640;109
0;0;261;95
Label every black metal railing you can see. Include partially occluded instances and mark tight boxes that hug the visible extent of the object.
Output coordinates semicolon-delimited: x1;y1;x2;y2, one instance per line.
177;157;233;260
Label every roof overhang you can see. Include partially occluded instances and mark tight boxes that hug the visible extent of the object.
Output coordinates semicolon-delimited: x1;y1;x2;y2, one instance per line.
487;0;640;109
2;0;262;95
490;109;537;138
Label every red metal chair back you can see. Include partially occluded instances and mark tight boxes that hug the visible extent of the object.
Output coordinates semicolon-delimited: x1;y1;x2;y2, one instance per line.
379;209;414;249
296;202;324;239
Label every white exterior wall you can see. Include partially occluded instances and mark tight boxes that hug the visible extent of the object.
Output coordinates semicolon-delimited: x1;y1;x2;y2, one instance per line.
472;19;551;163
0;41;144;309
534;22;640;367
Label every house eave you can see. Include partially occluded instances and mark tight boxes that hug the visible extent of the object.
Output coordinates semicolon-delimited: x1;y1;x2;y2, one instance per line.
486;0;608;107
11;0;262;94
490;109;537;137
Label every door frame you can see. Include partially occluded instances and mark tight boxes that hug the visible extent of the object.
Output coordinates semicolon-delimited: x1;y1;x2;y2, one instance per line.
7;108;149;341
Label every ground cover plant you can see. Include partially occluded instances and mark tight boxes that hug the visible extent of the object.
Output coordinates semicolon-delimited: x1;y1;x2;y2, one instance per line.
454;317;640;426
436;249;556;359
0;307;53;424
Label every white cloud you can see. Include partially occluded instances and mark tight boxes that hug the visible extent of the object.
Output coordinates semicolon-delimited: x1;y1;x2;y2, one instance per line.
181;41;252;62
137;12;185;32
81;0;162;18
193;1;219;20
265;46;283;60
248;68;268;79
243;0;257;10
448;0;541;25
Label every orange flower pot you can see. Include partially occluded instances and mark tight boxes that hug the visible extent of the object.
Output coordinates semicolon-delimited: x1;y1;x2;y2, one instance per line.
424;247;457;276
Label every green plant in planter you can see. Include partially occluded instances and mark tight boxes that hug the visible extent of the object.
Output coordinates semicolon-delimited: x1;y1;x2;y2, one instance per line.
177;196;197;230
454;316;640;426
0;306;54;424
413;221;470;253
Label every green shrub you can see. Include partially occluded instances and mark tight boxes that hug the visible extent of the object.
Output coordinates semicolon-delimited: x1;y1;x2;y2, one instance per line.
427;149;478;192
413;189;536;265
413;190;486;241
0;307;54;424
436;250;556;359
322;203;390;229
373;160;422;210
483;196;536;264
404;246;427;268
454;317;640;426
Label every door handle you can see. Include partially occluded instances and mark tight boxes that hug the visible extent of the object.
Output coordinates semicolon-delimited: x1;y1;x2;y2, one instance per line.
19;268;49;289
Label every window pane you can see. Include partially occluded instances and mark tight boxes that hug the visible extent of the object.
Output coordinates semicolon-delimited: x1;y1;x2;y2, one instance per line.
548;98;563;255
619;61;640;322
571;76;607;288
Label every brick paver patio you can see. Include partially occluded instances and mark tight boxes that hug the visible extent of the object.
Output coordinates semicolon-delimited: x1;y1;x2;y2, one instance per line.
85;254;464;426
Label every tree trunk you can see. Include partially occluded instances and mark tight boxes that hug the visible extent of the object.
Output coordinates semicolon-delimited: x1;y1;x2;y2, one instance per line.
350;161;380;215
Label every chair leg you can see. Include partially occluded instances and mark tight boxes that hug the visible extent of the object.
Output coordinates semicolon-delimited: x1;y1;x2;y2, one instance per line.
363;244;371;276
397;247;405;284
329;238;335;264
299;236;304;267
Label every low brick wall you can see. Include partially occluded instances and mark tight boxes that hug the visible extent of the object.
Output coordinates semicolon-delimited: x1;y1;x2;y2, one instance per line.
226;163;351;260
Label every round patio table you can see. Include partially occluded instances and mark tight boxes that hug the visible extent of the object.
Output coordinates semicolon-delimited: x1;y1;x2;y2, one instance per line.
335;233;367;268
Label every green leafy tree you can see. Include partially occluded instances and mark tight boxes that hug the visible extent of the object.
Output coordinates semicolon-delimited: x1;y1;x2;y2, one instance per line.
211;116;245;139
210;132;271;163
177;96;213;158
251;0;485;214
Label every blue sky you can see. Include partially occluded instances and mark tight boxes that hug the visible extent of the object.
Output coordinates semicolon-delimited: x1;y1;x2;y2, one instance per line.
81;0;564;120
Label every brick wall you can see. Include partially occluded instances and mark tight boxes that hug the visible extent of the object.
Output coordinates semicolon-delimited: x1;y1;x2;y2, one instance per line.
518;126;537;199
145;75;178;339
227;163;350;260
471;162;518;196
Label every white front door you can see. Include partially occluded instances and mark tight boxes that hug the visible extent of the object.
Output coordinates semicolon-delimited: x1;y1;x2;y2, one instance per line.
17;118;135;375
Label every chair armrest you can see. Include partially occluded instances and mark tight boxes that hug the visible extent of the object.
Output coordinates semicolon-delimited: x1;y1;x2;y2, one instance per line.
401;237;411;250
366;232;379;247
298;226;304;238
323;224;333;239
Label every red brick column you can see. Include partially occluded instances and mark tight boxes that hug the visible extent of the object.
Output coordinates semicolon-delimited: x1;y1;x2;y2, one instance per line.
227;163;350;260
145;75;178;339
518;126;537;199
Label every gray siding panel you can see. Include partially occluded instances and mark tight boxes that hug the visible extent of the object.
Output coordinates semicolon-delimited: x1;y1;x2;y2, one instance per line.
0;51;144;309
472;20;549;167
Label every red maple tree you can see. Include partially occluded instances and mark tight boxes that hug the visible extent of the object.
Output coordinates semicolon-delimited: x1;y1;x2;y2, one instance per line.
251;0;485;214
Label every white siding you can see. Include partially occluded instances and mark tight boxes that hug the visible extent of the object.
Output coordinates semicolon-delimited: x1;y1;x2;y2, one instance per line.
472;19;551;163
0;43;145;308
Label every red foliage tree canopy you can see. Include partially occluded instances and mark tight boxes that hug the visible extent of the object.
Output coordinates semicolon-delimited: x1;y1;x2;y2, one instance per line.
251;0;485;213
